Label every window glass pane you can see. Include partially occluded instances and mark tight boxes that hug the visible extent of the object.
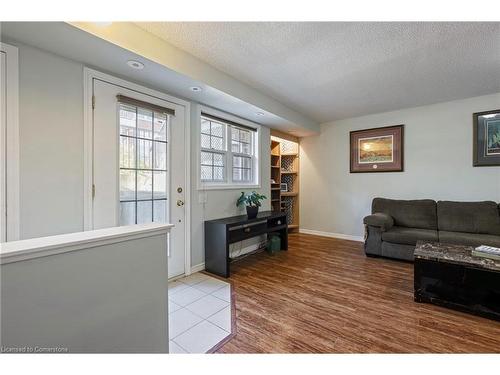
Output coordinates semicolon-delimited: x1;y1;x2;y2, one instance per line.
241;142;251;155
233;156;242;167
231;140;240;153
137;139;153;169
154;141;167;170
201;134;211;149
242;169;251;181
120;202;136;226
119;104;136;136
137;200;153;224
201;151;213;165
213;153;224;166
153;171;167;199
154;112;167;141
153;200;167;223
137;108;153;139
211;136;224;151
201;119;211;134
240;130;251;143
211;122;224;137
231;128;239;141
201;165;212;180
120;136;136;168
243;157;251;168
213;166;224;181
233;168;242;181
120;169;135;201
137;171;153;200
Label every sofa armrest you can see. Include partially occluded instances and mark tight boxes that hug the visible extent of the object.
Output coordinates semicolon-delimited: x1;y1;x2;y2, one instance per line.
363;213;394;231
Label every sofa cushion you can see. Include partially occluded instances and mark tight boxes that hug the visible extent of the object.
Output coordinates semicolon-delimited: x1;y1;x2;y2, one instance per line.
372;198;437;230
382;226;438;246
437;201;500;235
438;231;500;247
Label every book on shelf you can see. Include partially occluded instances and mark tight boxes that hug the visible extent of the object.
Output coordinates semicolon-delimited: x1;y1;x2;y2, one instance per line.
472;245;500;260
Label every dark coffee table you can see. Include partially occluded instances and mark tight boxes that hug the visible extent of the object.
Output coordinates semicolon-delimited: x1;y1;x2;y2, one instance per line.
414;241;500;321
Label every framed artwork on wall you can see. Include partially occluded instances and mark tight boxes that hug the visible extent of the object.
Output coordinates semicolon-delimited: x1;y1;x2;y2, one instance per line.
350;125;404;173
473;109;500;167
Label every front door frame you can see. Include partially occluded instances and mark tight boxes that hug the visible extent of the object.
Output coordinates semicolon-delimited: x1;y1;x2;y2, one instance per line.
83;67;191;276
0;42;20;242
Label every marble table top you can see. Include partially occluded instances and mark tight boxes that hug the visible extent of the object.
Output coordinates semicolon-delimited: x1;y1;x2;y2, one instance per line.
414;241;500;272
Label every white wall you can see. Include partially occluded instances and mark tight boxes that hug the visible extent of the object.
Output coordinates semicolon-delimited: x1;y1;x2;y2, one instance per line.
300;93;500;239
18;43;84;239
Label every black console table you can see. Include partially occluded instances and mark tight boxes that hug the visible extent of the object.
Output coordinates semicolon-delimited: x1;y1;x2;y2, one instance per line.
204;211;288;278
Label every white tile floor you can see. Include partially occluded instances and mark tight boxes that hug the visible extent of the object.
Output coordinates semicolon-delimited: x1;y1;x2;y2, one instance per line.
168;272;232;354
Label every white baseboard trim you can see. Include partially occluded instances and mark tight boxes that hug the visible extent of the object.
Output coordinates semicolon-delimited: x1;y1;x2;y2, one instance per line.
191;262;205;273
299;228;364;243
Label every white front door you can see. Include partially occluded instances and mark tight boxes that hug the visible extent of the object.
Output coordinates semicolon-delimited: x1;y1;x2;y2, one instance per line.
91;77;186;278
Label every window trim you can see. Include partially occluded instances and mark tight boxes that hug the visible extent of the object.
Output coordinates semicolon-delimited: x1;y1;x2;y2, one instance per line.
197;106;261;190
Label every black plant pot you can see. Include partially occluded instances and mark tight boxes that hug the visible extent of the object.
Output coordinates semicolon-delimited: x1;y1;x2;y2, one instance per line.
246;205;259;219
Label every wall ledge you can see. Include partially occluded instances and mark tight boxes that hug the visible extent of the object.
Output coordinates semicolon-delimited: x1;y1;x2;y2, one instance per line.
0;223;173;265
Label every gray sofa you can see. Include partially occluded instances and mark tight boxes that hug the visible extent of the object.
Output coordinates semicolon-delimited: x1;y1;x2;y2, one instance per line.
363;198;500;261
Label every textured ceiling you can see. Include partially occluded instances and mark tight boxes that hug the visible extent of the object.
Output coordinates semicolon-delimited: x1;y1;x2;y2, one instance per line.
136;22;500;123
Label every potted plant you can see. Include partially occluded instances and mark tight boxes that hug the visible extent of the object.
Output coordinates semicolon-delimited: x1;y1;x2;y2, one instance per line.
236;191;267;219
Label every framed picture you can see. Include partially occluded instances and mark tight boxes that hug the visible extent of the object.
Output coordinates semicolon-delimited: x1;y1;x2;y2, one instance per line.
473;109;500;167
280;183;288;192
350;125;404;173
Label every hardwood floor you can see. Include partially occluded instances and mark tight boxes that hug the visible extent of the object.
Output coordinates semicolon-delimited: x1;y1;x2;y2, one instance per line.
217;233;500;353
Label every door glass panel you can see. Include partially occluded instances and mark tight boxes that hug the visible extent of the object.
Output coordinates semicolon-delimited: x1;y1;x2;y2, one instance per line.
119;102;169;226
154;112;167;141
137;139;153;169
137;170;153;200
120;169;135;201
153;200;167;223
119;104;137;136
153;171;167;199
137;200;153;224
120;202;136;226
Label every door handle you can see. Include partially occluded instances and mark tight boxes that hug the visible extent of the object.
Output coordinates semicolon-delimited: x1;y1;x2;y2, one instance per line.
177;200;185;207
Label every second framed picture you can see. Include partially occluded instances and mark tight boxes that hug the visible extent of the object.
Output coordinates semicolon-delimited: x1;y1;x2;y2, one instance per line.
350;125;404;173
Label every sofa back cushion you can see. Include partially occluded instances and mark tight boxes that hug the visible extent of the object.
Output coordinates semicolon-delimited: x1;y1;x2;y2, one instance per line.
372;198;437;230
437;201;500;235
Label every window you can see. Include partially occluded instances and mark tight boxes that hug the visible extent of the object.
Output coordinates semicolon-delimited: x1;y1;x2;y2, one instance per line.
200;113;259;187
119;102;169;226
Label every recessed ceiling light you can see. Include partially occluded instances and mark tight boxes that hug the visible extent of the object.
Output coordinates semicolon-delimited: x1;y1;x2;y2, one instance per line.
127;60;144;70
190;86;202;92
256;112;265;116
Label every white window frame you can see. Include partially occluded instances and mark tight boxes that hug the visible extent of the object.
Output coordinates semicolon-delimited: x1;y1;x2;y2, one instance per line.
0;43;20;242
197;105;261;190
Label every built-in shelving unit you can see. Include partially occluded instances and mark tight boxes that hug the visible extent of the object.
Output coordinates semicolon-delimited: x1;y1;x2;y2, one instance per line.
270;130;300;231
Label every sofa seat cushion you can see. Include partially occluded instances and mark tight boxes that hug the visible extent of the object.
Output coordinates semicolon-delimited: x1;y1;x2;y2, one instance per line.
372;198;437;230
382;226;438;246
438;231;500;247
437;201;500;235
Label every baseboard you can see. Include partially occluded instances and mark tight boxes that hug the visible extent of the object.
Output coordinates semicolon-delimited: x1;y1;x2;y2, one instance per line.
299;228;364;242
191;262;205;273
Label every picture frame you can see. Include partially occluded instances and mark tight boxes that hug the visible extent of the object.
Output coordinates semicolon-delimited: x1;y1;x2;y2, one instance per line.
350;125;404;173
473;109;500;167
280;183;288;192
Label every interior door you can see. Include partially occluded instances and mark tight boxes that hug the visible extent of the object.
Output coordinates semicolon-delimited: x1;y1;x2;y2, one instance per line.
91;78;186;278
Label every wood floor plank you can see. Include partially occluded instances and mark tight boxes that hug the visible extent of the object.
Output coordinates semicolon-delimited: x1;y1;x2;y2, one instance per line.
216;233;500;353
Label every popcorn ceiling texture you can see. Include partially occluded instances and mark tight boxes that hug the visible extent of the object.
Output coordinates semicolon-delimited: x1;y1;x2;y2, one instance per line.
136;22;500;123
